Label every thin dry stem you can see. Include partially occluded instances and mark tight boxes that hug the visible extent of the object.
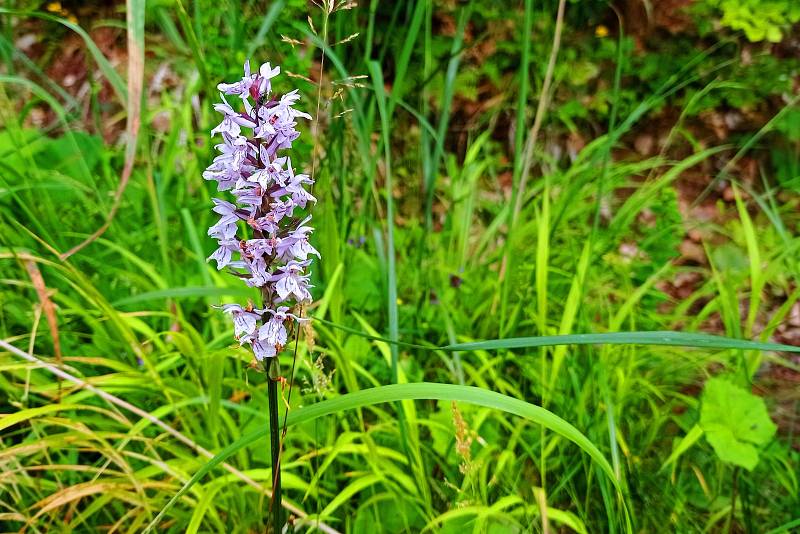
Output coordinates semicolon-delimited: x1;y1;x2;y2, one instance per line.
510;0;566;226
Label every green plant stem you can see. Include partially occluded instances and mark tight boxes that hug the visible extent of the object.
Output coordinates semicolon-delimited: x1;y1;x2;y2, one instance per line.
725;467;739;534
267;362;283;531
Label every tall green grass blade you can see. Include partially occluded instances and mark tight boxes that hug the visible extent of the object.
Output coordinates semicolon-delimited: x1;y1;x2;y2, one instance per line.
514;0;532;181
424;2;472;232
315;317;800;355
445;331;800;353
144;383;617;532
246;0;286;58
369;59;431;510
386;0;426;118
180;208;213;288
733;185;765;378
766;518;800;534
368;61;399;383
661;424;704;472
550;241;591;388
172;0;208;88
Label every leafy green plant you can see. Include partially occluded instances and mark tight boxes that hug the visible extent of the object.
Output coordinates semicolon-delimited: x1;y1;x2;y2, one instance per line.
700;377;777;470
700;0;800;42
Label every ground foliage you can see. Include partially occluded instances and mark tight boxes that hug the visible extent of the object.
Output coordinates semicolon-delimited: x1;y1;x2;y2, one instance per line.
0;0;799;532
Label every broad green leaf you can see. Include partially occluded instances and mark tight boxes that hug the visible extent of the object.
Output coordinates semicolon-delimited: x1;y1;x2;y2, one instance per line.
700;377;776;471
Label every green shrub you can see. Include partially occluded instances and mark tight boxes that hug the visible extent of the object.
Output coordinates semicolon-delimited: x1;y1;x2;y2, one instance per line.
699;0;800;41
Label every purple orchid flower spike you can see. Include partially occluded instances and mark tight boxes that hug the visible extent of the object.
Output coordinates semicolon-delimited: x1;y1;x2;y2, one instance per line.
205;59;316;363
206;58;316;532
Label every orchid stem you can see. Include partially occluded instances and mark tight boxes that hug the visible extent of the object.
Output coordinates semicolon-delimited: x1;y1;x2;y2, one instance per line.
267;360;283;531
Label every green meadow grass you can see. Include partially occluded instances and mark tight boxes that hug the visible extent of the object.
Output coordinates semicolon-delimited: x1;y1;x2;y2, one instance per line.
1;1;799;533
